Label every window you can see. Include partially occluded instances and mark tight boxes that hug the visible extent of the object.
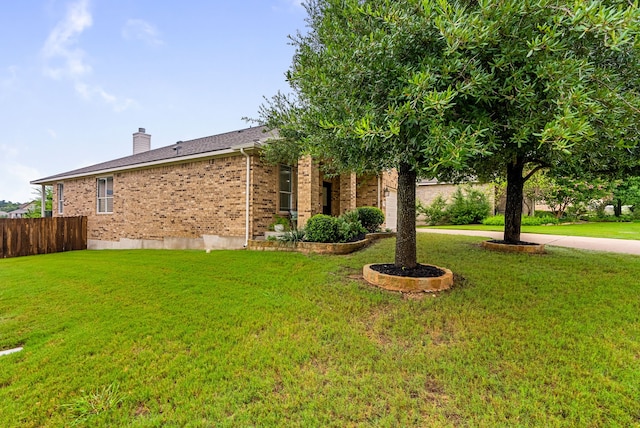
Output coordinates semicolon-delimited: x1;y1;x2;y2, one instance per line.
279;165;293;211
57;183;64;214
97;177;113;213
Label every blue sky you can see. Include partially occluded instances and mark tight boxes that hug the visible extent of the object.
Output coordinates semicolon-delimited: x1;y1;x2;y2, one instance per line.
0;0;306;203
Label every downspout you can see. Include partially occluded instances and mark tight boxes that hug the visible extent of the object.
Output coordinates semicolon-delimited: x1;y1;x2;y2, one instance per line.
240;148;250;247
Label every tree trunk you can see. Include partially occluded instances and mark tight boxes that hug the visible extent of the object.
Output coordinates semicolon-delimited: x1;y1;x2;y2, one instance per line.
614;199;622;217
504;158;525;244
395;162;417;269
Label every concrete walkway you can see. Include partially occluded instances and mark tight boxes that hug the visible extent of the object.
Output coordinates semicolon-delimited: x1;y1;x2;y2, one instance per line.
417;228;640;256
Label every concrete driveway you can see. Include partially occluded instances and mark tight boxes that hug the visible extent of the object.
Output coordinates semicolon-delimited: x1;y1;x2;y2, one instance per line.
417;228;640;256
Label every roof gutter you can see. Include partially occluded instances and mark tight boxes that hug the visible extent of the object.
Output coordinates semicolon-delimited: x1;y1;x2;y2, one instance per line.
30;147;240;185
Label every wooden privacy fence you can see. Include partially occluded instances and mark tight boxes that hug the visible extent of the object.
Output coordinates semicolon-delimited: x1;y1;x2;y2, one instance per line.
0;217;87;258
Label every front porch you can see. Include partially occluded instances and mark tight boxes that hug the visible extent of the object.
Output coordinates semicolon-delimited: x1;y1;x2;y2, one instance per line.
294;156;397;230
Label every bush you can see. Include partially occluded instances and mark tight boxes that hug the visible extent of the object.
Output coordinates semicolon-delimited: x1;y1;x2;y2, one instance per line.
446;187;491;225
356;207;385;233
482;215;505;226
304;211;368;243
337;210;367;242
304;215;339;243
417;195;449;225
336;217;367;242
278;229;306;243
482;215;559;226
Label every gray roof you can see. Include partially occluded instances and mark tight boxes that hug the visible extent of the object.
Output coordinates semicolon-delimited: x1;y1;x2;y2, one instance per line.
32;125;275;184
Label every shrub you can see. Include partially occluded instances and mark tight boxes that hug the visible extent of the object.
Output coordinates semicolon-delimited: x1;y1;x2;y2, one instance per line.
304;214;339;243
482;215;505;226
446;187;491;225
336;217;366;242
278;229;306;243
523;215;559;225
356;207;385;233
417;195;449;225
482;215;559;226
337;210;367;242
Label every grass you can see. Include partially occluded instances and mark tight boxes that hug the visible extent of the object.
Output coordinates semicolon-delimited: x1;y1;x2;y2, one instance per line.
0;235;639;426
425;220;640;240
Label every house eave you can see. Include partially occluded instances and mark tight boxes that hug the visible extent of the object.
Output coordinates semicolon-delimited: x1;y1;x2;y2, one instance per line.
30;146;258;185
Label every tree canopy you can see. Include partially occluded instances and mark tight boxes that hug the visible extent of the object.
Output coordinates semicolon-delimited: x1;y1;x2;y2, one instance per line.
259;0;640;266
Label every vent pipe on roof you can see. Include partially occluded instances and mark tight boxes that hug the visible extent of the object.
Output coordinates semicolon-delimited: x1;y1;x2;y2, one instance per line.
133;128;151;154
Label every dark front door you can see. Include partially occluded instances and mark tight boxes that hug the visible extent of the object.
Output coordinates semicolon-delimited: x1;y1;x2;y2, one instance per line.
322;182;332;215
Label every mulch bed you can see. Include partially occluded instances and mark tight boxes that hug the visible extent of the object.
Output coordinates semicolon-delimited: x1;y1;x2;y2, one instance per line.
487;239;540;246
370;263;445;278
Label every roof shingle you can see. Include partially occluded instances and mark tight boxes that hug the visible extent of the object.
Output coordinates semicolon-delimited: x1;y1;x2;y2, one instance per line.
32;125;275;184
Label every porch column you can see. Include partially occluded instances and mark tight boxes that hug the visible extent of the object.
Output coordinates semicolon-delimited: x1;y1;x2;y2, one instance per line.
41;184;46;218
297;155;320;227
339;172;357;214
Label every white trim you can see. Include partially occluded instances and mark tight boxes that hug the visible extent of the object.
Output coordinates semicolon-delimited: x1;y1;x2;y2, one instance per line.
31;147;244;185
96;176;114;214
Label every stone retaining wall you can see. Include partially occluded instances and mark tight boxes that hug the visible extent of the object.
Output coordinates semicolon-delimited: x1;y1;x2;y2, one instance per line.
247;232;395;255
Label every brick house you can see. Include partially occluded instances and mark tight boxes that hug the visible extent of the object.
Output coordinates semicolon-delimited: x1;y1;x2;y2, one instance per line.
32;126;397;250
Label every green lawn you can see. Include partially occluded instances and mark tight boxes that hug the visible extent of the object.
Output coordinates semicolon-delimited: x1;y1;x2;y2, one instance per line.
426;221;640;239
1;235;639;426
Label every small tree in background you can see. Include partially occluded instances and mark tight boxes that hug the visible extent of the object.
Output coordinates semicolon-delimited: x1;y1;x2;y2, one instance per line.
610;177;640;217
541;176;613;219
25;187;52;218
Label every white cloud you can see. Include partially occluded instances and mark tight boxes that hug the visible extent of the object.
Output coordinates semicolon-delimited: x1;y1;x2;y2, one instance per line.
0;144;40;203
122;19;163;47
41;0;93;80
41;1;137;112
74;82;136;112
47;129;58;139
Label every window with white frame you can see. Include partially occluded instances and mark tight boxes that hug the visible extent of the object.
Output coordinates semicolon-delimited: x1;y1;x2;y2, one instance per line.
279;165;293;211
57;183;64;214
97;177;113;213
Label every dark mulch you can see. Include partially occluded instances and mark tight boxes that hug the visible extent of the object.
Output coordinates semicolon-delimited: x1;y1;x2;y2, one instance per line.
487;239;540;246
370;263;445;278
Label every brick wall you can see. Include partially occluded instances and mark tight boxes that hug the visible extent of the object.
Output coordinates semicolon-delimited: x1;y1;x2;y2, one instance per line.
56;154;279;245
356;174;379;208
251;158;288;235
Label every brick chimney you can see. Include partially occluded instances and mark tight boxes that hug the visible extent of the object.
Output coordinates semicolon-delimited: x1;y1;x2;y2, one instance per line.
133;128;151;154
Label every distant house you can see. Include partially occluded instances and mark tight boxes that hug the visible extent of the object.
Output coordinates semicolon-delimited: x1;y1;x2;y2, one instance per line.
32;126;397;250
7;202;36;218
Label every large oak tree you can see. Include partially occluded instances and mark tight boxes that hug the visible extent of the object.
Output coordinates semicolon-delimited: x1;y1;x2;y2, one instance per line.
259;0;639;268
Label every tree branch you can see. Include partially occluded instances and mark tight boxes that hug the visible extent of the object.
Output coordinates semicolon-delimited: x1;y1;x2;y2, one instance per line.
523;164;547;182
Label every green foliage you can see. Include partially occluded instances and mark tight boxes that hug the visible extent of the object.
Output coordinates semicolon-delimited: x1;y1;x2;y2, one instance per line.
417;195;449;226
335;218;365;243
355;206;384;233
62;383;124;426
303;214;339;243
258;0;640;258
268;215;291;231
24;186;53;218
610;177;640;216
541;176;614;219
482;215;505;226
446;187;491;225
482;215;559;226
304;211;367;243
277;229;306;243
0;200;20;212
